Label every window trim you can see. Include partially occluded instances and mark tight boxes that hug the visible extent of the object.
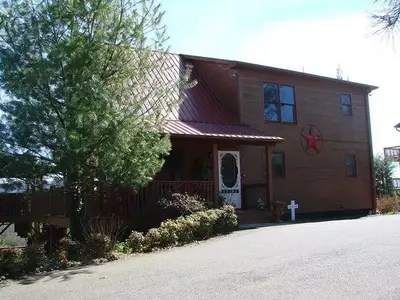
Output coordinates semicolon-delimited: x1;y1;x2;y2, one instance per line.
262;82;297;124
345;154;357;178
341;94;352;116
271;151;286;178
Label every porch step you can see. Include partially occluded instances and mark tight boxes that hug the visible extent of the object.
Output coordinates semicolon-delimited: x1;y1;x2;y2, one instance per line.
236;209;274;225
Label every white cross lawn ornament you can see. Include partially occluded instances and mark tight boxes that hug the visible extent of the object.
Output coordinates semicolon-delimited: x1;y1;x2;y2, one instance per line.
287;200;299;221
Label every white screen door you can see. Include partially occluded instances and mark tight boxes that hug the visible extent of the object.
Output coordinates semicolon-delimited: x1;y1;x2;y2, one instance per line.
218;151;241;208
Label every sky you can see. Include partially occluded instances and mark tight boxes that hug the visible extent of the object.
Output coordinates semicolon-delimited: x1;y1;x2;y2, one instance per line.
162;0;400;158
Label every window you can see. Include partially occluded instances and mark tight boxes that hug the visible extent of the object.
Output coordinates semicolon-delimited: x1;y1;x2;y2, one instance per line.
272;152;285;177
341;94;352;116
263;83;296;123
345;155;357;177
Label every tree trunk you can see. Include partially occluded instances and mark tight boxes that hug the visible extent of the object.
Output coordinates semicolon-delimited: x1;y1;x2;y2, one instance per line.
66;171;85;242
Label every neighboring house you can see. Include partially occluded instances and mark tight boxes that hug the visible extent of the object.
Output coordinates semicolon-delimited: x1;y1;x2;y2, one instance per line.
157;53;377;220
384;123;400;189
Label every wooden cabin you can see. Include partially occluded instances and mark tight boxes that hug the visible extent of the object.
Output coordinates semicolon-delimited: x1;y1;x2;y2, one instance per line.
0;53;378;229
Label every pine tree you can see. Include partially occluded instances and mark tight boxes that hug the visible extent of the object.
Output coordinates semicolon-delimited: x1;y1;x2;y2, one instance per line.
374;155;396;197
0;0;190;239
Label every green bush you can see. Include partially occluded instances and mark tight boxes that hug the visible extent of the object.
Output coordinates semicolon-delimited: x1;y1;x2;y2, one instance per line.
157;226;178;248
0;248;23;279
57;236;83;262
189;210;216;239
113;242;131;254
0;236;20;247
133;205;237;252
171;217;197;244
1;244;63;279
21;244;50;273
143;228;162;252
214;205;238;234
125;231;144;253
83;233;112;259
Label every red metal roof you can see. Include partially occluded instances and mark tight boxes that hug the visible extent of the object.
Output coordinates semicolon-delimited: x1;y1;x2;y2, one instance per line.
164;120;283;142
142;52;282;142
148;52;237;124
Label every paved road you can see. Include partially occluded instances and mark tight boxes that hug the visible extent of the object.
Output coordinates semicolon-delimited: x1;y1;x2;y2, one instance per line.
2;215;400;300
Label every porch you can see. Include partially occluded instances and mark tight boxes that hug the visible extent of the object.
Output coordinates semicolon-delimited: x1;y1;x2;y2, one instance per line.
0;122;283;228
157;132;281;213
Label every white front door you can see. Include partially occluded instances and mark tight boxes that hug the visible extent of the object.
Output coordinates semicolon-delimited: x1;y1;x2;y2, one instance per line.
218;151;241;208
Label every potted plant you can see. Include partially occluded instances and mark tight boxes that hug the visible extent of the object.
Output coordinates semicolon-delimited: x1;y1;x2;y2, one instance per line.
272;201;286;222
256;198;265;210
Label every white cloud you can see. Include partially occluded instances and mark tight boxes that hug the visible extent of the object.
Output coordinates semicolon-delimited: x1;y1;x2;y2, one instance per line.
231;13;400;156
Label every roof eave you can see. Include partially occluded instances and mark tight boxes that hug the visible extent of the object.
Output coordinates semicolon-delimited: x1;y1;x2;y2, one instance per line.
181;54;378;92
169;133;284;143
232;62;378;91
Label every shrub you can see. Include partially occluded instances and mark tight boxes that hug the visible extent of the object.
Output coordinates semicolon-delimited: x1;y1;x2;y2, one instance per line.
214;205;238;234
158;193;207;216
171;217;197;244
0;244;63;279
57;236;83;262
113;242;132;254
136;205;238;252
21;244;50;273
190;210;217;239
143;228;162;252
0;248;23;279
0;236;20;247
125;231;145;253
377;196;399;214
158;227;178;248
83;233;112;259
84;217;126;248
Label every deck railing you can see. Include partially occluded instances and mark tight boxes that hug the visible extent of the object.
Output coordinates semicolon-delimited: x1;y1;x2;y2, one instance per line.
128;181;215;217
0;190;69;219
394;178;400;189
384;147;400;161
0;181;215;224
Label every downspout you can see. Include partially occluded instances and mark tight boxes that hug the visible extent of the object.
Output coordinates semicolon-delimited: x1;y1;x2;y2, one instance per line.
365;90;377;212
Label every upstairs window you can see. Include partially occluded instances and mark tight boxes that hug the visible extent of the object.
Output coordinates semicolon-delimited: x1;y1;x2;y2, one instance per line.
263;83;296;123
345;155;357;177
341;94;352;116
272;152;286;177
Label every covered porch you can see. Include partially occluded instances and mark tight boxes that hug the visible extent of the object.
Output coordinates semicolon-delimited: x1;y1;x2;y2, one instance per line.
160;120;284;217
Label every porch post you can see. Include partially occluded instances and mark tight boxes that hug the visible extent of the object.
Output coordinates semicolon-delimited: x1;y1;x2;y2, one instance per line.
213;142;219;205
266;145;274;211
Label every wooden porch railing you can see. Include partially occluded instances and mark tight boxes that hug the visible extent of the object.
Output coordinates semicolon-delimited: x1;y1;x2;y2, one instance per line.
0;181;215;226
128;181;215;216
0;190;69;220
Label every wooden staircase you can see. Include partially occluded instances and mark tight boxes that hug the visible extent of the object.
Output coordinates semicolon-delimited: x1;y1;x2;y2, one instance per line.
236;209;274;225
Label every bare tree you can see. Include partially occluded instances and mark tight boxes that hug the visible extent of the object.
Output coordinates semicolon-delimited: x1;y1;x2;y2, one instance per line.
372;0;400;34
336;64;344;80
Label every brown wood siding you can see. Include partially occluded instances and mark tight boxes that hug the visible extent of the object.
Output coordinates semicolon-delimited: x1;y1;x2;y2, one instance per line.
192;60;240;122
238;69;374;213
240;145;266;184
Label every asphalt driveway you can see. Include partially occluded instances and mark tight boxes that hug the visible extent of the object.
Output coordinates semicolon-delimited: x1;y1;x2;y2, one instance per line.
2;215;400;300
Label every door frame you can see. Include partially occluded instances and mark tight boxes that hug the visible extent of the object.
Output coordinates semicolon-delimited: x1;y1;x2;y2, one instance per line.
218;150;241;208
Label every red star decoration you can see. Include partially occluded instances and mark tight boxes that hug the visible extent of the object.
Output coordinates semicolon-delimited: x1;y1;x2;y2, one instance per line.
301;126;322;152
